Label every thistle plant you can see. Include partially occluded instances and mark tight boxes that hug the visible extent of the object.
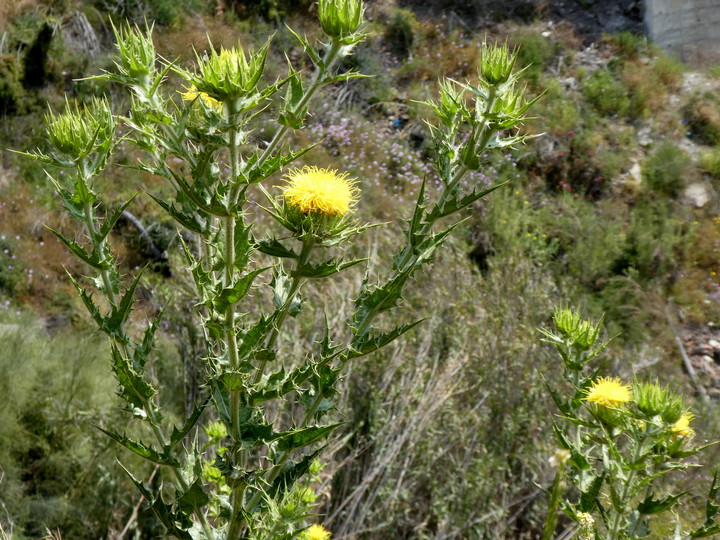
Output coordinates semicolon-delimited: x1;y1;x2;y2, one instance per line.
21;1;541;536
541;309;720;539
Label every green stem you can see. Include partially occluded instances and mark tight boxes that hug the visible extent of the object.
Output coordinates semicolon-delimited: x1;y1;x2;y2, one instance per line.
243;387;326;516
608;434;643;539
84;195;215;537
226;38;345;540
82;200;118;310
253;236;314;385
247;39;343;181
224;102;243;440
390;88;498;276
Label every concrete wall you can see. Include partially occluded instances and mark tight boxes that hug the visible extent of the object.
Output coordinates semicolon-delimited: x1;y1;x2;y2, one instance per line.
645;0;720;67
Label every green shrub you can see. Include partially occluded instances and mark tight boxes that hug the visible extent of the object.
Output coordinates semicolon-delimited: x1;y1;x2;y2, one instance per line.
582;68;630;117
683;91;720;145
535;78;580;137
551;195;626;288
624;200;682;279
383;8;418;59
514;31;558;85
94;0;206;26
0;311;162;538
0;54;26;115
606;30;649;60
642;141;692;197
699;145;720;177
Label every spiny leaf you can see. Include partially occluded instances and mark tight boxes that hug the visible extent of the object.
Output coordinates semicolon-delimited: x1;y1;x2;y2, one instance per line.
179;235;214;303
257;237;298;259
47;226;105;269
97;426;179;466
118;463;194;539
213;267;270;313
96;194;138;243
147;192;209;235
167;167;230;217
170;399;209;448
294;257;367;279
426;181;507;223
275;424;341;452
133;306;166;370
106;265;147;336
177;479;210;515
541;375;572;416
638;491;687;515
234;219;254;271
579;474;603;512
347;320;423;359
111;345;157;409
47;172;86;220
71;175;96;206
263;449;323;505
552;422;590;470
285;24;321;66
246;143;317;185
66;272;107;330
237;314;278;361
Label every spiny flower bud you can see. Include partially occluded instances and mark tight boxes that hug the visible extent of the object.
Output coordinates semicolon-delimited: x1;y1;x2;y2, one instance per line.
480;41;518;86
633;381;669;417
318;0;364;40
112;22;155;81
46;97;115;162
188;41;270;104
203;420;228;441
552;308;602;351
661;394;686;424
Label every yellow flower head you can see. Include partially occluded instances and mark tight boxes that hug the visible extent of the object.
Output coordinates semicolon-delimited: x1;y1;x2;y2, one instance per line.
180;86;222;110
303;524;331;540
672;412;695;437
283;166;358;217
585;377;632;408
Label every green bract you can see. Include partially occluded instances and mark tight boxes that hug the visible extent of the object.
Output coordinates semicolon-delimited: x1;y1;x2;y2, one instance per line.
480;41;518;86
182;41;271;105
633;380;683;418
318;0;364;40
552;307;602;350
112;21;156;82
45;97;115;166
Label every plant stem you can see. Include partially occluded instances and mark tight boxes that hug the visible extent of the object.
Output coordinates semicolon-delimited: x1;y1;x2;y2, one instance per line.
227;38;346;540
608;435;643;539
83;189;215;537
81;197;118;310
253;236;314;385
254;40;343;174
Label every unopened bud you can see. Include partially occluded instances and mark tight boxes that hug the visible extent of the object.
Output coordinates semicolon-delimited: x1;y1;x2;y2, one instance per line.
480;41;518;86
318;0;364;40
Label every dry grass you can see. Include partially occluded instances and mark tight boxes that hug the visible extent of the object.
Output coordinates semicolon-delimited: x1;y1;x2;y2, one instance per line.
0;0;43;29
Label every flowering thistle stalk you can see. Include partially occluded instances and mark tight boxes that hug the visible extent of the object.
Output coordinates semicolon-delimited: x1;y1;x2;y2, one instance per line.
540;310;720;539
24;9;551;540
